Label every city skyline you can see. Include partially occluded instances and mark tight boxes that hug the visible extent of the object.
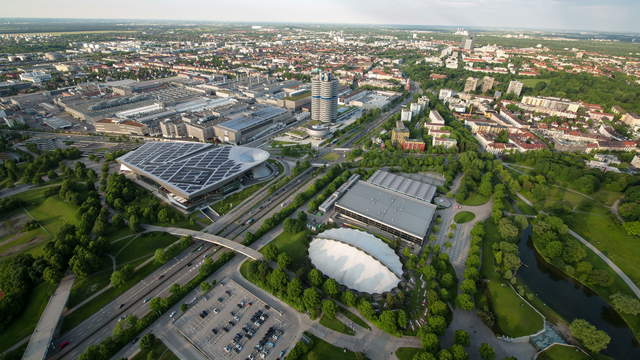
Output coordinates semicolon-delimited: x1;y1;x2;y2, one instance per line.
3;0;640;33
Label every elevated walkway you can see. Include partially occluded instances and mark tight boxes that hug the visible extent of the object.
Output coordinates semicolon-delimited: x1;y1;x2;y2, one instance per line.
22;275;74;360
143;225;264;261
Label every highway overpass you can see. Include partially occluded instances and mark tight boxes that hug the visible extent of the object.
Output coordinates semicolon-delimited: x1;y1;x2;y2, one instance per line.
143;225;264;261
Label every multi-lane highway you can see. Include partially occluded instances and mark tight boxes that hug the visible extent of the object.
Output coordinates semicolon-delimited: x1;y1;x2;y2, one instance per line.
49;164;320;360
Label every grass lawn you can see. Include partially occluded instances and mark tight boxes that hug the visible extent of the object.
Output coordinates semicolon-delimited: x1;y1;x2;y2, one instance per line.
454;211;475;224
131;338;179;360
0;282;56;352
531;231;640;339
538;344;590;360
486;280;544;337
211;182;267;215
114;232;177;265
321;152;341;162
481;221;544;337
520;78;551;88
262;230;310;271
564;205;640;287
396;347;423;360
303;333;360;360
0;191;81;258
459;193;489;206
61;260;161;333
339;307;371;330
480;221;500;280
320;314;355;335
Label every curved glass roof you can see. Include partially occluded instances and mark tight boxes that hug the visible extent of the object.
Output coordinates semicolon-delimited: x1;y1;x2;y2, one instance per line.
118;141;269;198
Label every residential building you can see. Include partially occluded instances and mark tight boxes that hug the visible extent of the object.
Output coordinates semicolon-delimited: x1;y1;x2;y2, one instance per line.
481;76;495;93
391;121;410;145
464;77;479;93
506;80;524;97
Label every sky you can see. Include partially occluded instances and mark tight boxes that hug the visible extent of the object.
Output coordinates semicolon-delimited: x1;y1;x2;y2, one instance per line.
3;0;639;33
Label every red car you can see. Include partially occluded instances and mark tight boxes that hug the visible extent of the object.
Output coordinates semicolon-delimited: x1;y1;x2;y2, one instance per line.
59;341;70;349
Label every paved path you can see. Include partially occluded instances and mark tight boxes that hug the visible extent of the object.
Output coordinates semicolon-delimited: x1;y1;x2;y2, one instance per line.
0;184;34;199
611;197;624;223
22;275;75;360
442;309;536;360
568;229;640;298
516;192;640;299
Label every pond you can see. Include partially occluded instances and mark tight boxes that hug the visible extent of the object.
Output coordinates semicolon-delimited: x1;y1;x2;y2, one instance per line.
517;227;640;359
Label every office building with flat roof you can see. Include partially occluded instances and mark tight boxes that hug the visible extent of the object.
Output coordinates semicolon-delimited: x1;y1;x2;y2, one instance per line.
312;72;338;123
334;170;437;244
213;105;291;145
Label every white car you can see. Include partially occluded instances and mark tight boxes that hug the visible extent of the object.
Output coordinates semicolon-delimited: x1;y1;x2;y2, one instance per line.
169;311;177;318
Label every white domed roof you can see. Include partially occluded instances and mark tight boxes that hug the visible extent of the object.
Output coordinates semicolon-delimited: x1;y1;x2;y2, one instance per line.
308;228;403;294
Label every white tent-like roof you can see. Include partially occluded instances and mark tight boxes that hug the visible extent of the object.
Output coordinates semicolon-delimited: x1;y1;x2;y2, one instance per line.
308;228;403;294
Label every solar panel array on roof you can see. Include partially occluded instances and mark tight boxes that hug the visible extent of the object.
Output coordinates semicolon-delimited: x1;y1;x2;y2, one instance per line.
118;142;268;198
367;170;437;203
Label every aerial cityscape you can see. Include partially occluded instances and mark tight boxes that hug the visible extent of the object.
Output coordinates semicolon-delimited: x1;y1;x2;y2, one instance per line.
1;1;640;360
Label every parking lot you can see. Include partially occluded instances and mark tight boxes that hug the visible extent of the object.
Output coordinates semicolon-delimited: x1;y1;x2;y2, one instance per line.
172;279;292;360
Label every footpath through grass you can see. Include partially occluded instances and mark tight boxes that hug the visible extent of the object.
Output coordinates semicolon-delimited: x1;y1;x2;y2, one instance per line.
320;314;355;336
537;344;591;360
564;204;640;287
339;306;370;330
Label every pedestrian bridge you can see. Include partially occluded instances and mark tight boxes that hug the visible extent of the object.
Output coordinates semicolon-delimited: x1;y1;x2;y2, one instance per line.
143;225;264;261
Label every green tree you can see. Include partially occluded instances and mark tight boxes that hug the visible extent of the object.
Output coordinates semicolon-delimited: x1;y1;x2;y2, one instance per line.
457;293;475;311
157;208;170;223
303;287;321;313
287;277;303;300
454;329;470;347
322;299;337;319
308;268;323;287
139;333;156;352
267;268;287;292
497;218;518;241
200;281;212;293
110;264;134;288
397;309;408;329
379;310;398;333
428;315;447;335
263;244;279;261
610;293;640;315
569;319;611;353
129;214;140;231
154;248;169;264
479;343;495;360
450;344;468;360
277;252;291;269
323;278;339;298
342;290;357;307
